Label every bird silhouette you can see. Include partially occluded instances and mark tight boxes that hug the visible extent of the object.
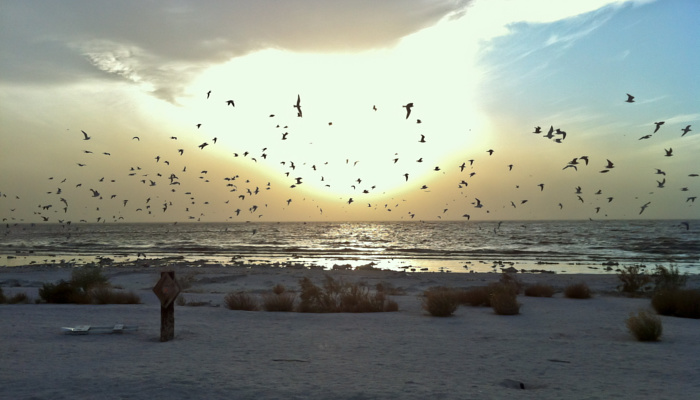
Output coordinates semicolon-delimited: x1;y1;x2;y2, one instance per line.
625;93;635;103
664;148;673;157
403;103;413;119
293;95;302;117
81;130;90;140
226;100;235;107
653;121;665;133
681;125;692;136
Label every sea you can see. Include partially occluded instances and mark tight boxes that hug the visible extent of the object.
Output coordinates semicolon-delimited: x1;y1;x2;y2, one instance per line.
1;220;698;274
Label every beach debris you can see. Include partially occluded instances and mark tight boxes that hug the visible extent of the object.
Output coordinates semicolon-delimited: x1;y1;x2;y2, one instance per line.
62;324;138;335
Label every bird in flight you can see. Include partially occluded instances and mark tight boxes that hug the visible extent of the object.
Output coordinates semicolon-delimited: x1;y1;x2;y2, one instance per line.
81;130;90;140
664;148;673;157
294;95;302;117
226;100;235;107
681;125;692;136
653;121;665;133
625;93;635;103
206;90;211;99
403;103;414;119
639;201;651;215
199;142;209;149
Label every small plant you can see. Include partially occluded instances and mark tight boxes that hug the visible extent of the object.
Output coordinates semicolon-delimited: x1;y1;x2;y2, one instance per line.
0;287;6;303
490;285;521;315
376;282;406;296
7;292;31;304
263;292;296;312
70;265;109;293
297;276;398;313
422;287;459;317
89;287;141;304
564;282;591;299
224;291;259;311
272;284;286;295
652;265;688;292
39;280;89;304
456;286;492;307
617;265;652;295
626;309;663;341
652;289;700;319
499;273;523;294
524;283;555;297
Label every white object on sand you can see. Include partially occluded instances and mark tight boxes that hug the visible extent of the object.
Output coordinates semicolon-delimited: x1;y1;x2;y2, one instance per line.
61;325;138;335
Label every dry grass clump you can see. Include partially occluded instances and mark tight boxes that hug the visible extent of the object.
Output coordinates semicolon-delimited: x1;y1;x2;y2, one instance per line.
297;276;397;313
376;282;406;296
626;309;663;341
456;286;492;307
422;287;460;317
90;286;141;304
490;286;521;315
651;289;700;319
3;291;31;304
0;287;5;303
524;283;555;298
263;292;296;312
652;265;688;292
564;282;592;299
617;265;652;295
224;291;259;311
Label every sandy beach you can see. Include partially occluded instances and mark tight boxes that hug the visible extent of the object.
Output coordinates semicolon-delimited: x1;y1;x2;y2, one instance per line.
1;264;699;400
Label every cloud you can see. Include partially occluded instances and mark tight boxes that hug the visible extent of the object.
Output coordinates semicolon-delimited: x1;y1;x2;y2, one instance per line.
0;0;471;102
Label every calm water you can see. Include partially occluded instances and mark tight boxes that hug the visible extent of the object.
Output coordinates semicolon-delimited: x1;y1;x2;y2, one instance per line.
2;220;698;274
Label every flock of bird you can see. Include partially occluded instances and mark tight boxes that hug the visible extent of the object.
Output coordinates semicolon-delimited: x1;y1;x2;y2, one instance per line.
1;91;697;226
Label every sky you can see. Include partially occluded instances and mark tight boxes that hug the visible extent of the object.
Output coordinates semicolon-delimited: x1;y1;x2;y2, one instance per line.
0;0;698;224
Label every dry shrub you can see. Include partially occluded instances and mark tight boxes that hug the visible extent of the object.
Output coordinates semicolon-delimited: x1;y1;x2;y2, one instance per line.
524;283;555;297
298;276;397;313
499;273;523;294
617;265;652;294
7;292;30;304
224;291;259;311
90;286;141;304
626;309;663;341
652;265;688;292
422;287;459;317
0;287;6;303
71;265;109;293
457;286;492;306
39;280;90;304
376;282;406;296
272;284;286;295
564;282;591;299
652;289;700;319
490;287;521;315
263;292;296;312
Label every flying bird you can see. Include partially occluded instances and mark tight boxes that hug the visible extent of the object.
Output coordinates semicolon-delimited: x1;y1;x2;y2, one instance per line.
653;121;665;133
206;90;211;99
226;100;235;107
625;93;635;103
681;125;692;136
81;130;90;140
403;103;413;119
664;148;673;157
293;95;302;117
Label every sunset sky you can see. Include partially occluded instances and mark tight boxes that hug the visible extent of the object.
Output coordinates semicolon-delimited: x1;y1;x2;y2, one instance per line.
1;0;698;223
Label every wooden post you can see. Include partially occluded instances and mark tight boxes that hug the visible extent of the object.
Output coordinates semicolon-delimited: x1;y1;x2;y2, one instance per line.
152;271;180;342
160;295;175;342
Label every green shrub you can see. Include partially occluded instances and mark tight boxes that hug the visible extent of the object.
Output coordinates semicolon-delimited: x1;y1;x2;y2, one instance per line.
422;287;459;317
564;282;591;299
652;289;700;319
70;265;109;293
652;265;688;292
617;265;652;294
626;309;663;341
524;283;555;297
224;291;259;311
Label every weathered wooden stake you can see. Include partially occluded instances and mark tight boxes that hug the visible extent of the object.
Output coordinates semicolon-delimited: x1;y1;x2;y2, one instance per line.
152;271;180;342
160;296;175;342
